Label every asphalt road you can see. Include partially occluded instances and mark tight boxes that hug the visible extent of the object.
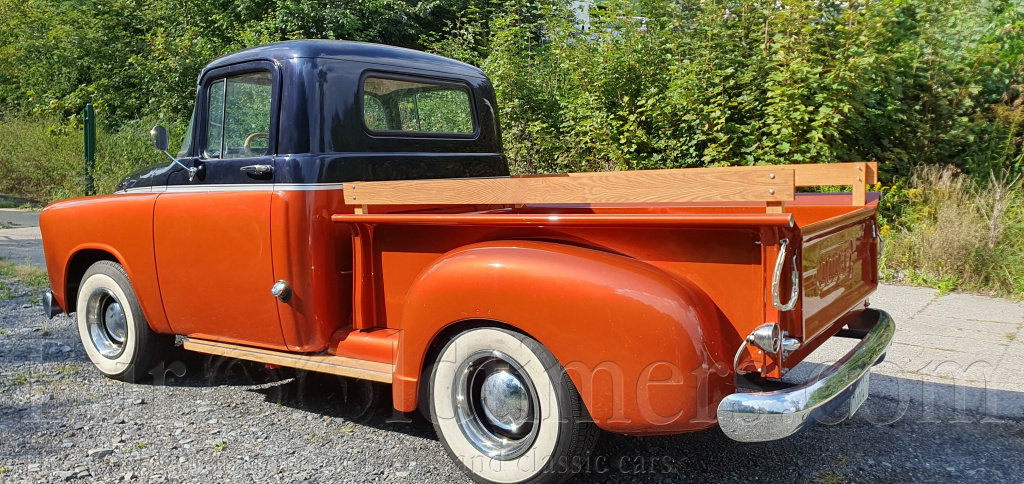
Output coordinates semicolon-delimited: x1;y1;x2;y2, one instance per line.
1;209;1022;483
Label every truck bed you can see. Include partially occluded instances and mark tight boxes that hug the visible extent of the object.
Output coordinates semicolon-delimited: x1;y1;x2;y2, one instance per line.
332;163;881;382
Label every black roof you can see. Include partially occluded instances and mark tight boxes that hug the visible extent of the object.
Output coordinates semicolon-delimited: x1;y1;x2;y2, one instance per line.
204;40;487;79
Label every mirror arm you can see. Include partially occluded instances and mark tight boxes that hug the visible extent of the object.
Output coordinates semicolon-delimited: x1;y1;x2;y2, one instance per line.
161;150;198;182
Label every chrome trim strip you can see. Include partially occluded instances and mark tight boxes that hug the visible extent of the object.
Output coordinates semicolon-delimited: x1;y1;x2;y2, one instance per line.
717;309;895;442
273;183;347;191
115;182;350;195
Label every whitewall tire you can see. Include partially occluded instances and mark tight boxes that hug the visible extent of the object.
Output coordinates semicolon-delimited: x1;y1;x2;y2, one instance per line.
427;327;599;484
76;261;173;382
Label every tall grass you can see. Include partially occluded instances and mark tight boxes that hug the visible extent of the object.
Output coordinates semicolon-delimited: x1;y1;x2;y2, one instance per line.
0;118;183;201
880;165;1024;296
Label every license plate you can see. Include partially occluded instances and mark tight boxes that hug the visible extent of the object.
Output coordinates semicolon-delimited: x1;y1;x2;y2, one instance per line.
849;372;871;417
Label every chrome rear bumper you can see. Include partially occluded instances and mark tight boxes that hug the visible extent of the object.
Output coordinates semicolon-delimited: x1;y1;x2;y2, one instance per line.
717;309;895;442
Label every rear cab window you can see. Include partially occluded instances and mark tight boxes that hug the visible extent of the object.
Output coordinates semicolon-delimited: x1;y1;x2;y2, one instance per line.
361;75;475;136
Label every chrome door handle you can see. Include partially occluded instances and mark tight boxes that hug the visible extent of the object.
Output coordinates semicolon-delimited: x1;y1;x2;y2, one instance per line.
240;164;273;174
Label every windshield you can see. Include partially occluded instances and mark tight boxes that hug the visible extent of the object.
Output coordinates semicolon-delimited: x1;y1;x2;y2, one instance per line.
176;106;196;157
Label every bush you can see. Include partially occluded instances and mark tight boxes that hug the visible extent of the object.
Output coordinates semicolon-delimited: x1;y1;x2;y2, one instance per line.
426;0;1024;179
0;118;185;201
880;165;1024;296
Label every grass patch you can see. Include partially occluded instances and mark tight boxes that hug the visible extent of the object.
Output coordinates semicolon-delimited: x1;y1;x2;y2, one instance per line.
0;257;49;292
10;371;46;386
880;165;1024;297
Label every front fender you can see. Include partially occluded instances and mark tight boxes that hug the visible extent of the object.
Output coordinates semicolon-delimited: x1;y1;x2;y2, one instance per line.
40;194;171;333
393;240;732;434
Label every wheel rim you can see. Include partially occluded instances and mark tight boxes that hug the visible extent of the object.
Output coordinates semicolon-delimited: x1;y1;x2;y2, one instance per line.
85;288;128;359
453;350;540;460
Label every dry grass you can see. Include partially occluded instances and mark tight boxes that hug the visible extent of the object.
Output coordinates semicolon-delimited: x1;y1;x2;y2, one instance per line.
0;259;49;289
882;165;1024;296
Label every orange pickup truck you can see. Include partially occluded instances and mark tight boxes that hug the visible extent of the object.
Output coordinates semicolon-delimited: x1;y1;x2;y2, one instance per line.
40;40;894;484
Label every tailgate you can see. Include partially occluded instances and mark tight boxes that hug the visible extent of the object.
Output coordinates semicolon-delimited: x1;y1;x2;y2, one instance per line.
800;213;879;341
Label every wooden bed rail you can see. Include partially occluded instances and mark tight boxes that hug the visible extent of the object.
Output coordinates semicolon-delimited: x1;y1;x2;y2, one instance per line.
342;162;877;213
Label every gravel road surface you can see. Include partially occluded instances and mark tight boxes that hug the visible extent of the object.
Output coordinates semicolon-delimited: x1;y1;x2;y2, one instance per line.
1;211;1023;483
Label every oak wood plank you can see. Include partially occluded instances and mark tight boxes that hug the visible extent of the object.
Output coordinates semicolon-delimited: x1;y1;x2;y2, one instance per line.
558;161;878;187
183;338;393;383
345;168;794;206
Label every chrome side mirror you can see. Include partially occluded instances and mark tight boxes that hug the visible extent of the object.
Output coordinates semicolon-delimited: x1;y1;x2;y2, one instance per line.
150;125;170;152
150;125;198;182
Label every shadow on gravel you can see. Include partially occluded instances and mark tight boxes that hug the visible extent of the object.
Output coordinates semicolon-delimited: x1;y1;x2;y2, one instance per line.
152;349;439;440
132;352;1024;483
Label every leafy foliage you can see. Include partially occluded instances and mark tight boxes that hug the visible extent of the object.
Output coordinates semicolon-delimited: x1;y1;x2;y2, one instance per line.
425;0;1024;179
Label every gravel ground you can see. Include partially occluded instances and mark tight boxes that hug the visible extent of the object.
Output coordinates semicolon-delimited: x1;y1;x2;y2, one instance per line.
1;253;1023;482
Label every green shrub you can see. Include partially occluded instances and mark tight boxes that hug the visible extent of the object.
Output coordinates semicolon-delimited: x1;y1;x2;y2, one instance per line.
881;165;1024;296
0;117;185;201
426;0;1024;179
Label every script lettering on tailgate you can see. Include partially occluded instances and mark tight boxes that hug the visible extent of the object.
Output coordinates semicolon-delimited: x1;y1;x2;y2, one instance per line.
816;239;856;292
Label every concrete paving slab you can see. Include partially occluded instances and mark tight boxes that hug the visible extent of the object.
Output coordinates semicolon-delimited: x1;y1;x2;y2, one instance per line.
897;317;1021;344
920;292;1024;324
895;331;1009;357
870;283;937;321
0;227;46;267
0;208;40;228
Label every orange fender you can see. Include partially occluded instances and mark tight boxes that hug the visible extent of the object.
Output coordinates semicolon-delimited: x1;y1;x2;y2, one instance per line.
40;195;171;334
393;240;733;434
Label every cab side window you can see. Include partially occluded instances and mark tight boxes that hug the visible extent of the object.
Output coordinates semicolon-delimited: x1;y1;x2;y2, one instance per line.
204;71;273;159
362;76;474;135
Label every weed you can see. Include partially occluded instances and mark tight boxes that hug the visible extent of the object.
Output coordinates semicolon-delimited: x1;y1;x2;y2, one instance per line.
881;165;1024;297
124;441;148;452
0;329;6;335
0;466;9;474
213;441;227;451
340;425;355;435
811;471;847;484
55;365;77;375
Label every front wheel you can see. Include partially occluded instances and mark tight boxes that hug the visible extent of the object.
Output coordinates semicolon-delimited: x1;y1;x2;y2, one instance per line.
76;260;174;382
427;327;599;484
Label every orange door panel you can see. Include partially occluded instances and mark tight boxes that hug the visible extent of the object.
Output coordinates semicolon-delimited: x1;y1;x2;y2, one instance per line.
153;191;286;349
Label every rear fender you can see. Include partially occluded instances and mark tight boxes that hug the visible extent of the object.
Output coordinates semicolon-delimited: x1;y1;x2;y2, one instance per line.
394;240;732;434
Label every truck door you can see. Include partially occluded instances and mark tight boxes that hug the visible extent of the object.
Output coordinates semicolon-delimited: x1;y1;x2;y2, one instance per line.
154;63;287;349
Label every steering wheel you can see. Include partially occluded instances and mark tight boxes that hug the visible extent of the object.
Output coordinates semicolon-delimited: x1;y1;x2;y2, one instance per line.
243;133;270;156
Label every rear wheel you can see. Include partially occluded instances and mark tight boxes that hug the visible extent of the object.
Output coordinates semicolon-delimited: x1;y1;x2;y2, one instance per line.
427;327;599;484
76;261;174;382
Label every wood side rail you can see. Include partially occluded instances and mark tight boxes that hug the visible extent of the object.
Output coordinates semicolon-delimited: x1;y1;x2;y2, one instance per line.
341;162;877;213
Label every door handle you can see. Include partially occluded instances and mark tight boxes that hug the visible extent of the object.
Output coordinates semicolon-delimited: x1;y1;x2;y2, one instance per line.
240;164;273;174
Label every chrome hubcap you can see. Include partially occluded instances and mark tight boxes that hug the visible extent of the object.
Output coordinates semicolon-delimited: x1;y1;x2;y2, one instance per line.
453;350;539;460
86;288;128;359
480;371;530;434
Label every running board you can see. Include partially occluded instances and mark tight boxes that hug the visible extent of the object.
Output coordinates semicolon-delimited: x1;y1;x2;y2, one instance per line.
182;338;394;383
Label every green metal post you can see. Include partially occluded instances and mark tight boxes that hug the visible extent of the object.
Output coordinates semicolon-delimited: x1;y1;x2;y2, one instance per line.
84;104;96;196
